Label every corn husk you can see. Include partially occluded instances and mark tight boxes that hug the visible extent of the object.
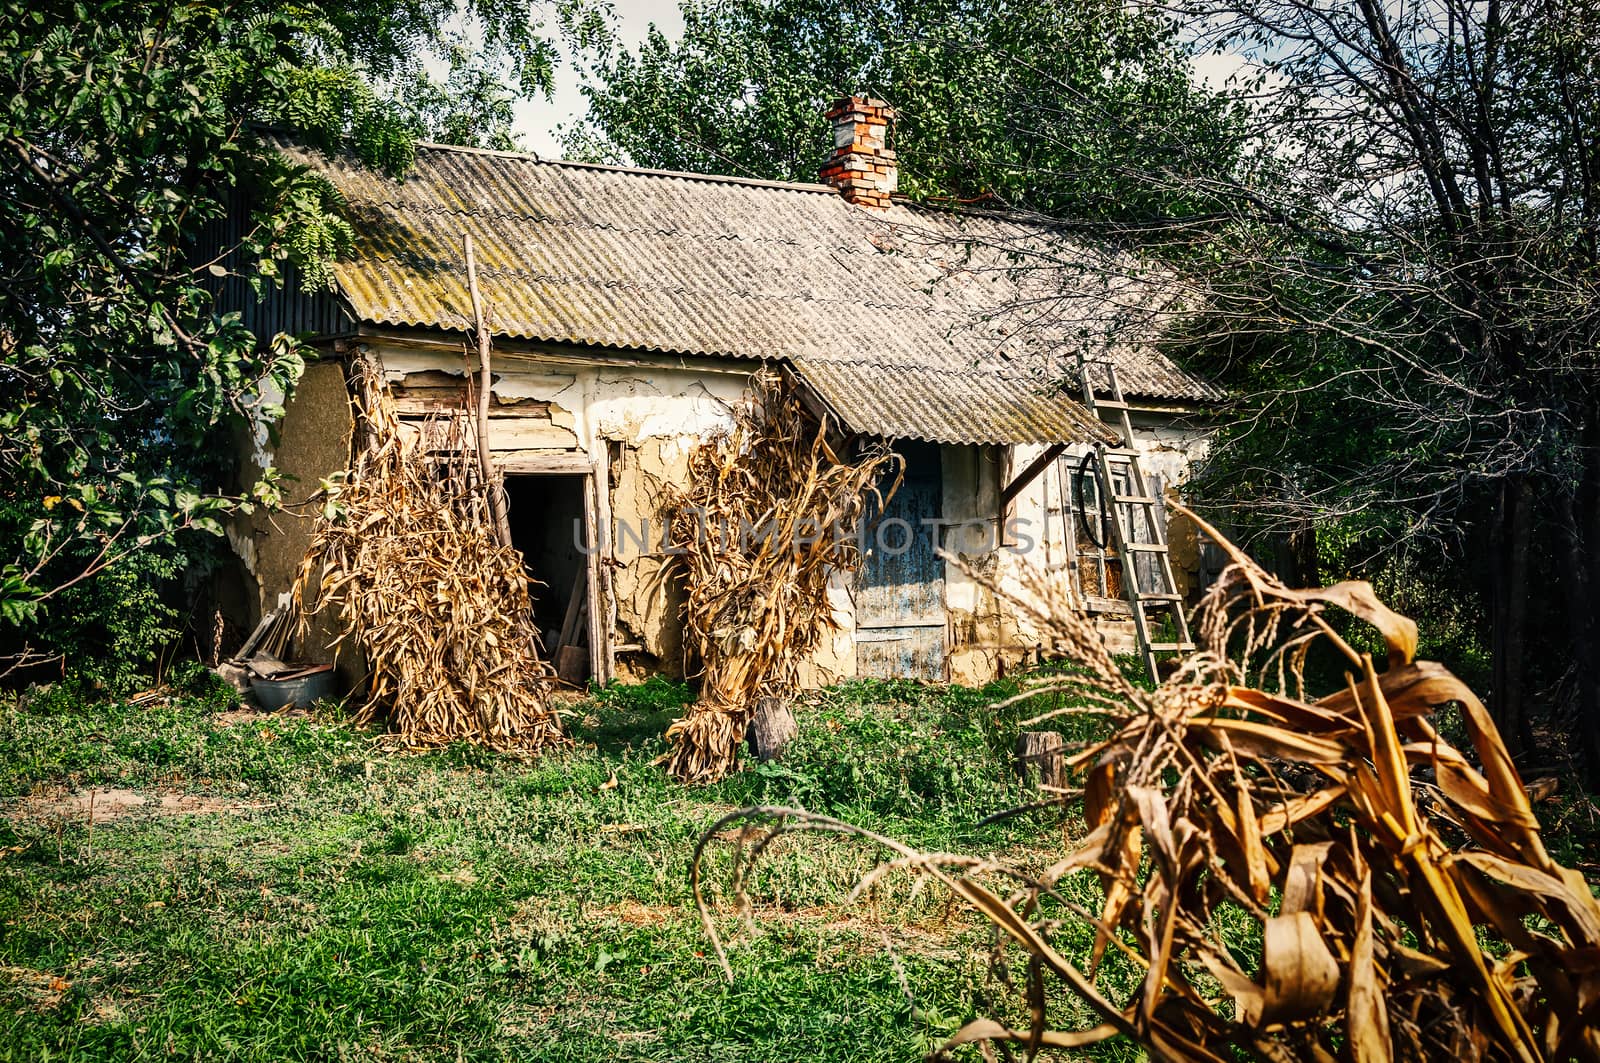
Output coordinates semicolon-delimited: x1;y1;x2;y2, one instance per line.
292;360;563;753
698;506;1600;1060
659;374;896;782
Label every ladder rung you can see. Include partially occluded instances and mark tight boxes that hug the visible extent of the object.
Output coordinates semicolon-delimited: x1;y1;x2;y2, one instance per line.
1123;542;1168;552
1112;494;1160;505
1147;642;1194;652
1104;448;1141;458
1132;593;1184;602
1092;399;1131;410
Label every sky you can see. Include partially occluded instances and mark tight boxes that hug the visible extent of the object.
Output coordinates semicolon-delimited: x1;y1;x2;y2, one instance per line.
512;0;685;158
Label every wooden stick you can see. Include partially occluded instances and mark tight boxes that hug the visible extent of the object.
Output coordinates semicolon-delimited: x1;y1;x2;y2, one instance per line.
463;235;511;549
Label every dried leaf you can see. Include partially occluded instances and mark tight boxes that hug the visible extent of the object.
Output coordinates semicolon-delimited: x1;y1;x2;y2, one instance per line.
1260;912;1340;1023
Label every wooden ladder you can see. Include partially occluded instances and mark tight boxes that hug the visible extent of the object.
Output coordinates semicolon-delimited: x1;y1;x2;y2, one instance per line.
1076;356;1194;680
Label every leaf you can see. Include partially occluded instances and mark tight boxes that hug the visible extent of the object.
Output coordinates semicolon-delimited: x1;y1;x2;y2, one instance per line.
1347;872;1390;1062
1280;843;1332;917
941;1018;1120;1052
1260;912;1339;1023
1198;712;1348;764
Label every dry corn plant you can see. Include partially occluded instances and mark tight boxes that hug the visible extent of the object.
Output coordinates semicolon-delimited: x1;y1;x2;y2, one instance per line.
658;374;897;783
694;507;1600;1061
292;360;564;754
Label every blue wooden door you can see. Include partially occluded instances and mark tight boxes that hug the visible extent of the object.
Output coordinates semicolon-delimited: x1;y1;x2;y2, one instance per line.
856;442;946;680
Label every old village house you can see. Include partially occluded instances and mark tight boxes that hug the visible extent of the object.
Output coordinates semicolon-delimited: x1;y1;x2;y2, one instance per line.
212;98;1220;690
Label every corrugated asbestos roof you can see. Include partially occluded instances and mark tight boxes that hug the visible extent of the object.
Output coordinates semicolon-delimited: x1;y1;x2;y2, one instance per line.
796;360;1117;447
271;137;1217;445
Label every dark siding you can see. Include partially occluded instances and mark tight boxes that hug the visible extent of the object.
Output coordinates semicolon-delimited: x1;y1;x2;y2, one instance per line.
194;184;356;345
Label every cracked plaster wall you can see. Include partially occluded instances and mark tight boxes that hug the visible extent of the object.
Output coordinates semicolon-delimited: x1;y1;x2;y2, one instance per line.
228;359;359;688
995;418;1214;657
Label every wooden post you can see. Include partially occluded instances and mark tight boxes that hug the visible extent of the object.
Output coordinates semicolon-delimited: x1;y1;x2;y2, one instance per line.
746;697;798;762
1014;731;1065;790
463;235;511;549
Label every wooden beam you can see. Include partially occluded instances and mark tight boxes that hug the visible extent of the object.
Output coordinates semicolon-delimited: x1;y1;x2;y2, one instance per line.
1000;442;1067;509
497;451;594;474
463;234;512;549
779;364;853;456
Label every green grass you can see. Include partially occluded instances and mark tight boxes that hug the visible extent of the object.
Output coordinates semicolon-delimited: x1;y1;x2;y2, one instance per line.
0;673;1138;1062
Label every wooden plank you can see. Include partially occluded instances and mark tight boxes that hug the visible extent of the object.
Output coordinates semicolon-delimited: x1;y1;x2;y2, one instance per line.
557;566;587;653
497;450;593;474
391;371;552;416
999;442;1067;509
232;608;280;662
856;442;945;681
855;616;952;631
399;417;580;452
463;234;513;550
591;447;616;684
855;626;946;680
1015;731;1066;790
779;365;851;453
856;445;943;625
583;473;608;682
854;623;945;641
1136;472;1168;596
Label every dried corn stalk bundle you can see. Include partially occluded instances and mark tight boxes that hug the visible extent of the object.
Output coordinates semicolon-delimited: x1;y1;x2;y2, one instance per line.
659;375;896;783
699;507;1600;1061
292;361;563;753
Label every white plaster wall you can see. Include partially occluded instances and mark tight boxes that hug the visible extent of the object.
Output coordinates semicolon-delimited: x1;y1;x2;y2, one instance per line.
367;346;872;686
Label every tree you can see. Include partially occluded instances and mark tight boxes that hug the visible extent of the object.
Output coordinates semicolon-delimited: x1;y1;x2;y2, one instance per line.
943;0;1600;774
0;0;577;681
1141;0;1600;773
564;0;1242;218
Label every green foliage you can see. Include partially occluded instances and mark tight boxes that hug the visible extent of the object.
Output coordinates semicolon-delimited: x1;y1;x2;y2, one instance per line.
0;683;360;800
0;0;586;671
1163;0;1600;766
741;684;1012;824
9;677;1584;1059
31;546;184;694
591;675;697;716
566;0;1243;217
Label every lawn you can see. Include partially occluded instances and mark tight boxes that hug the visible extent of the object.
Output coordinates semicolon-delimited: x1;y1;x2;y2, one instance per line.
0;671;1129;1062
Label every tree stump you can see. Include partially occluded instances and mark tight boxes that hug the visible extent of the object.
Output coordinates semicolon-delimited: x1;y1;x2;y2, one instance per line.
1015;731;1066;790
746;697;798;763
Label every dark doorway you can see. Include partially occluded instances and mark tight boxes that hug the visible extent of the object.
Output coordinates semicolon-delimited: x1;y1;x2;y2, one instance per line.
504;474;589;665
855;441;946;680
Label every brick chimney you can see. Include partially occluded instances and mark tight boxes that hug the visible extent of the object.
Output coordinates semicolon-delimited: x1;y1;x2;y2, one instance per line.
820;96;896;209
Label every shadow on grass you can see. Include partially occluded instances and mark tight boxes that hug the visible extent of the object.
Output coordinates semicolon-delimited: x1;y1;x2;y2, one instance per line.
573;676;695;755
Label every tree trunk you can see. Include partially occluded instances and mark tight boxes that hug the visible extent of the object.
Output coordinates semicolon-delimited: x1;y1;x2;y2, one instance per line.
746;697;797;763
1564;413;1600;786
1491;474;1533;758
1014;731;1065;790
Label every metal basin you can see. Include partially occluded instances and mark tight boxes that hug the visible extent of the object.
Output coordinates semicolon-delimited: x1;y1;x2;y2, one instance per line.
250;665;337;711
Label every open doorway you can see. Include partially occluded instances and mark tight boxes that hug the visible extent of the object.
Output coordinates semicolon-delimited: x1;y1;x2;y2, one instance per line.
503;472;593;682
